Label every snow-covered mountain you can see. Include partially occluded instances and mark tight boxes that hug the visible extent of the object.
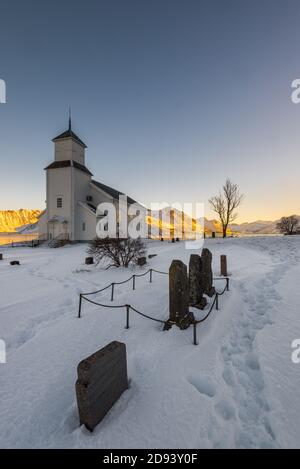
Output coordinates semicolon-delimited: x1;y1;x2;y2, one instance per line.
229;216;300;235
0;209;41;233
150;207;300;235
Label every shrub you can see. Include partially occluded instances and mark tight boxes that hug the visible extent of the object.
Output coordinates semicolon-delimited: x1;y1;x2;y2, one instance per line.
87;237;146;268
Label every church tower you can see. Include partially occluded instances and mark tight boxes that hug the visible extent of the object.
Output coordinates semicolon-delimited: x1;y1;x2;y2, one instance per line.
43;116;93;241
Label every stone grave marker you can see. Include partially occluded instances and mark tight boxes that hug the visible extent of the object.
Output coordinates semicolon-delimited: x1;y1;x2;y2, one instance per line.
76;341;128;432
137;256;147;266
200;248;215;297
166;260;194;330
189;254;207;310
85;257;94;265
220;255;227;277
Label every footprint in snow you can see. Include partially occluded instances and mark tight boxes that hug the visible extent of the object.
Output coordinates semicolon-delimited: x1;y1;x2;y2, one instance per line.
187;376;216;398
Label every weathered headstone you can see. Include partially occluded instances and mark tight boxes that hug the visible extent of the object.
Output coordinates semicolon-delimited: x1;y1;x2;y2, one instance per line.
189;254;207;310
10;261;20;266
137;256;146;266
166;260;194;329
85;257;94;265
200;248;215;297
76;341;128;432
220;255;227;277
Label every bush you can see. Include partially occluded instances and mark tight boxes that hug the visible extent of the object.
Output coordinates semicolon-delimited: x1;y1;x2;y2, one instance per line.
87;237;146;268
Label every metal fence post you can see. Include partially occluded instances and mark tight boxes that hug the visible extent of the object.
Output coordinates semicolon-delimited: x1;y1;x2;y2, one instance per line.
193;323;198;345
215;293;219;310
133;275;136;291
150;269;153;283
226;277;230;291
111;283;115;302
126;305;130;329
78;294;82;318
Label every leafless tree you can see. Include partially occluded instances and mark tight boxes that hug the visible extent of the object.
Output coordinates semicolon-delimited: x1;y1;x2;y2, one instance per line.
209;179;243;238
276;216;299;235
87;237;146;268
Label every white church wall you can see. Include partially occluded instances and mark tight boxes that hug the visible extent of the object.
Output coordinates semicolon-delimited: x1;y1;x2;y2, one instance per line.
47;167;72;235
89;183;113;206
76;204;97;241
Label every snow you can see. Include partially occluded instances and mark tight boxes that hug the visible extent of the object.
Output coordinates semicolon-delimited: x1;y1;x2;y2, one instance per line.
0;236;300;448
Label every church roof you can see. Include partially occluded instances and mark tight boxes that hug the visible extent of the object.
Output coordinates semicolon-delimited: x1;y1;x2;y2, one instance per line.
91;180;137;205
52;129;87;148
44;160;93;176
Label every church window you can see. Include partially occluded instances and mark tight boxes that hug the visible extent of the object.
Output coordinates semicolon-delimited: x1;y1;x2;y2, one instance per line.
57;197;63;208
82;222;86;232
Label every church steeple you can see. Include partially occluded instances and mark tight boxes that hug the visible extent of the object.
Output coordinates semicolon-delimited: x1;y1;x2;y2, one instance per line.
52;112;87;149
68;107;72;132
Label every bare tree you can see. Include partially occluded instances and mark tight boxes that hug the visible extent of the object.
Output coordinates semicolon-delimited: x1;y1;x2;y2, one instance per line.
276;216;299;235
87;237;146;268
209;179;243;238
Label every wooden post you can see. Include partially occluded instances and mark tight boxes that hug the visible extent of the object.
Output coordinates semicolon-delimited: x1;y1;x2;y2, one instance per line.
220;255;227;277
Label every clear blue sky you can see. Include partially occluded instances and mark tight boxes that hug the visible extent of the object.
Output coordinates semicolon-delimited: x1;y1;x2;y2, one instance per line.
1;0;300;221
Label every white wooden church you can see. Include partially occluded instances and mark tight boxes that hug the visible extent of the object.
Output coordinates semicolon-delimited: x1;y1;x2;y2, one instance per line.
38;119;140;242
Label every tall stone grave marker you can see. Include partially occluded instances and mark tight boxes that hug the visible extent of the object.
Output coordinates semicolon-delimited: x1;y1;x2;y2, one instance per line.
189;254;207;310
201;248;215;297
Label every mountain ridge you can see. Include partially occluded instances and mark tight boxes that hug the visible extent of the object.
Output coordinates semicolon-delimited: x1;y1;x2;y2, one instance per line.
0;209;41;233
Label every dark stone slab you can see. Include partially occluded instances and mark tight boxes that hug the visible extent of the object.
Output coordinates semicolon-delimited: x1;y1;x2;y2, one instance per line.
220;255;227;277
0;254;3;261
189;254;207;310
169;260;189;323
201;248;215;297
10;261;20;266
76;341;128;432
85;257;94;265
137;256;147;266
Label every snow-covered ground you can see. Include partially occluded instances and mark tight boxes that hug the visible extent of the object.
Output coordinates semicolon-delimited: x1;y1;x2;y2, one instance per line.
0;236;300;449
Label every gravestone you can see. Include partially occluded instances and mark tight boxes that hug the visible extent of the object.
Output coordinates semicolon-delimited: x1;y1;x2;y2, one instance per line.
189;254;207;310
76;341;128;432
0;254;3;261
85;257;94;265
166;260;194;330
200;249;215;297
220;255;227;277
137;256;146;266
10;261;20;266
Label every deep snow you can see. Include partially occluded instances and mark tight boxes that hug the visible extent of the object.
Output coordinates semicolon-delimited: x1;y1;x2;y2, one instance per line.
0;236;300;448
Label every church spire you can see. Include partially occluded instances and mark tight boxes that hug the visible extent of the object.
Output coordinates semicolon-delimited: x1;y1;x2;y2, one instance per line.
68;106;72;131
